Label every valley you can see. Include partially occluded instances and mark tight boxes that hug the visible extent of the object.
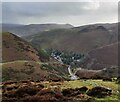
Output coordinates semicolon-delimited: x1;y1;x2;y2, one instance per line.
1;22;120;102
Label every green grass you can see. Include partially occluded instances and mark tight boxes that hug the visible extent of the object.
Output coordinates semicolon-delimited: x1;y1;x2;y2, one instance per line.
63;80;93;89
41;80;119;101
92;80;118;91
41;79;119;90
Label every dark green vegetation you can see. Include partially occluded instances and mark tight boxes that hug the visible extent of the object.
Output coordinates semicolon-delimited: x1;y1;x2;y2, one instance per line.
37;48;50;62
47;49;85;66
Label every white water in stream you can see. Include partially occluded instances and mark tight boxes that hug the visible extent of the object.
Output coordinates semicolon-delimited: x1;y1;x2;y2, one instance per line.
52;54;78;80
68;66;78;80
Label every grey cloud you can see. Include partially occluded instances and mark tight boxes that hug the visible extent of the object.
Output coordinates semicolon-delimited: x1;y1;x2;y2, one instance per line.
2;2;118;26
2;2;91;16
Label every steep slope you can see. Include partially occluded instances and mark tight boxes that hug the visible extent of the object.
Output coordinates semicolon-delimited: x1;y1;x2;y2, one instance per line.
2;32;40;62
83;42;119;70
2;23;73;36
25;24;117;53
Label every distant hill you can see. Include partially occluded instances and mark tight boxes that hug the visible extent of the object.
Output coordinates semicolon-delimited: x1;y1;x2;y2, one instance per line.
1;23;23;28
24;23;118;53
2;23;73;36
2;32;41;62
83;42;119;70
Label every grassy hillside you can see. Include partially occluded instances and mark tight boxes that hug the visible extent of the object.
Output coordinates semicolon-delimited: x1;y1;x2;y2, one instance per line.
1;60;69;82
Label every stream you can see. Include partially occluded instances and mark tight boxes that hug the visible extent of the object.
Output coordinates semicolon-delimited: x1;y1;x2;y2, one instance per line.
52;54;78;80
68;65;78;80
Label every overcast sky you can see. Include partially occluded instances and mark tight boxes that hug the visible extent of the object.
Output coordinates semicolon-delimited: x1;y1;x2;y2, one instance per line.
2;1;119;26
